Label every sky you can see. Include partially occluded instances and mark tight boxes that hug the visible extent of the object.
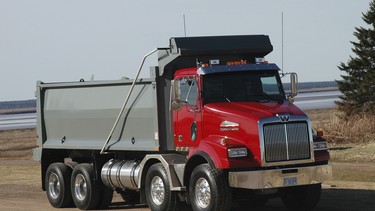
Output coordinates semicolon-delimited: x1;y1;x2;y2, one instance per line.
0;0;371;101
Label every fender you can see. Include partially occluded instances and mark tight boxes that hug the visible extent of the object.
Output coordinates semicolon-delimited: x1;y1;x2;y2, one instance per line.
183;149;222;189
188;136;230;169
188;135;260;170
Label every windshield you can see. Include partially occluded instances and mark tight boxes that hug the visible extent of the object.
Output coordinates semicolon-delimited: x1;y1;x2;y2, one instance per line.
203;70;285;104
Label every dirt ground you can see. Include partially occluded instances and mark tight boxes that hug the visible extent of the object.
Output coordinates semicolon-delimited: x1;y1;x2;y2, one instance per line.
1;129;375;210
0;160;374;211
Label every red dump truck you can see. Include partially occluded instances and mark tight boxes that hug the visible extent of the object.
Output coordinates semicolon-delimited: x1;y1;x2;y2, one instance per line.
34;35;331;211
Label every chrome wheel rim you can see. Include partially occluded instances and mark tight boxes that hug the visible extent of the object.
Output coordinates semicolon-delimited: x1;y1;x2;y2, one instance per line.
74;174;87;201
48;173;60;199
150;176;165;205
195;177;211;209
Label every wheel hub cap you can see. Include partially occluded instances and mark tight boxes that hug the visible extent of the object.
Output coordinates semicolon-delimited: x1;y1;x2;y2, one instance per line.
195;177;211;208
48;173;60;199
74;174;87;201
150;176;165;205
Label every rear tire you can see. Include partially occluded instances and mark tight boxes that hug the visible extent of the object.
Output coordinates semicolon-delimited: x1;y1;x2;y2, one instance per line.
71;164;100;210
145;163;179;211
45;162;73;208
189;163;231;211
280;184;321;211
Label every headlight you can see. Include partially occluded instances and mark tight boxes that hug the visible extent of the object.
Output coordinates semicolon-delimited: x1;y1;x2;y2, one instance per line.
228;148;247;158
313;141;328;151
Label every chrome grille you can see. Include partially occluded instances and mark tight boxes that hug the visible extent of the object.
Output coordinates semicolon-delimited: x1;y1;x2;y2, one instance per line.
263;122;310;162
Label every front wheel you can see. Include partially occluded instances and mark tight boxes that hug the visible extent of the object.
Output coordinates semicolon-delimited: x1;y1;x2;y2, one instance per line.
280;183;322;211
189;163;231;211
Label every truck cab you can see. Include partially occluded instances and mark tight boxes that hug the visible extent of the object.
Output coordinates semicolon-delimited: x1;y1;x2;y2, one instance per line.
170;55;328;170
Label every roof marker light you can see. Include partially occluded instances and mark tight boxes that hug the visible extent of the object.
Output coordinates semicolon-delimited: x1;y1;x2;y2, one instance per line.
255;57;265;64
209;59;220;65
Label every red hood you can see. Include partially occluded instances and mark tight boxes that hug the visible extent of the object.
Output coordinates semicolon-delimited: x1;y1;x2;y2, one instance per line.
202;100;307;167
204;100;305;121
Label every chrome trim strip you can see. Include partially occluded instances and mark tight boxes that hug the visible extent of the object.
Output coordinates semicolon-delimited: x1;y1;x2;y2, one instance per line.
284;124;289;160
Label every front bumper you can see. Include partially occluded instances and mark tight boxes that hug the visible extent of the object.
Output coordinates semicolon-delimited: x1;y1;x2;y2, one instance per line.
228;164;332;189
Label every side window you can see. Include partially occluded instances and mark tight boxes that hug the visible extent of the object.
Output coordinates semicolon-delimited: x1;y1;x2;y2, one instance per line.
261;76;279;95
175;77;198;106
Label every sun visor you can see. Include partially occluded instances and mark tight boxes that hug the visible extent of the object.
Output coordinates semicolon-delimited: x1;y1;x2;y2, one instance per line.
158;35;273;79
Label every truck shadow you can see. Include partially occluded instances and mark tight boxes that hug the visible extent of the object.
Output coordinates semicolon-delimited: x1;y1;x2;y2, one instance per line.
329;146;353;151
255;188;375;211
106;188;375;211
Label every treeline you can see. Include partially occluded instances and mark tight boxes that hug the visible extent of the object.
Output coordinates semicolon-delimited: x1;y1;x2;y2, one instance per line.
0;99;36;110
283;81;337;91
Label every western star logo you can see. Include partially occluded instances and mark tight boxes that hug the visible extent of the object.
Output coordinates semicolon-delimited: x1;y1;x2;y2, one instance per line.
277;114;290;122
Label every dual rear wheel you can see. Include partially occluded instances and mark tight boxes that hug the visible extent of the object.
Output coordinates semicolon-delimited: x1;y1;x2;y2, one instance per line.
45;162;113;210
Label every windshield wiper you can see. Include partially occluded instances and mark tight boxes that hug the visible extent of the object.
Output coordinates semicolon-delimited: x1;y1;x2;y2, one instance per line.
257;94;284;103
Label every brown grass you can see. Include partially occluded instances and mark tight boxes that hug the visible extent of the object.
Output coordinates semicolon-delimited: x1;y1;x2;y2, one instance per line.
0;129;37;160
306;109;375;163
306;109;375;143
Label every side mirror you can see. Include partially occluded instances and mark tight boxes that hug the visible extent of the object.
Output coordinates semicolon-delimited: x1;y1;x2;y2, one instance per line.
281;72;298;102
288;73;298;102
290;73;298;96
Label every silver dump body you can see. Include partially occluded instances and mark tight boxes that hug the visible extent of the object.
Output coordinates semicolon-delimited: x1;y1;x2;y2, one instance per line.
34;35;275;160
35;78;161;154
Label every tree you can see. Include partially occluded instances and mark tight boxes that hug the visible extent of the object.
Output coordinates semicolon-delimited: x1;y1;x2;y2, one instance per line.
337;0;375;117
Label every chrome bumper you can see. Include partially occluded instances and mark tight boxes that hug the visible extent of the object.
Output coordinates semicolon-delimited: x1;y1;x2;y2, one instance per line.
228;164;332;189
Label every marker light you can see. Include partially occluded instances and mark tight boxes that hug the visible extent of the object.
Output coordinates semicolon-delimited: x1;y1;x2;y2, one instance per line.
226;60;247;65
220;137;230;146
316;130;324;138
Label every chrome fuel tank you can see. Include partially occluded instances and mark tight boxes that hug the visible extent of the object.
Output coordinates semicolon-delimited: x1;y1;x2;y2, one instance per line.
101;160;141;190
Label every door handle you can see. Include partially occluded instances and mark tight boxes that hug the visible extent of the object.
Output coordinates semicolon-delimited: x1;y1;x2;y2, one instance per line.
189;108;200;113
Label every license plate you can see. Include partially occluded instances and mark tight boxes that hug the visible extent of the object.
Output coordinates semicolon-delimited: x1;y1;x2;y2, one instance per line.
283;177;297;186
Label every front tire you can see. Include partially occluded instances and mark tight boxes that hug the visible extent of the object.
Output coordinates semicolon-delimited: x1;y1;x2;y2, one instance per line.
280;183;322;211
71;164;100;210
45;162;73;208
145;163;178;211
189;163;231;211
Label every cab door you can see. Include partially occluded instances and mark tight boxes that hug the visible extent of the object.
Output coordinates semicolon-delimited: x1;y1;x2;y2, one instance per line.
172;77;201;148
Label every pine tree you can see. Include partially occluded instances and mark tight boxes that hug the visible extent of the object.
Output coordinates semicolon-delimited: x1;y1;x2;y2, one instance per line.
337;0;375;117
